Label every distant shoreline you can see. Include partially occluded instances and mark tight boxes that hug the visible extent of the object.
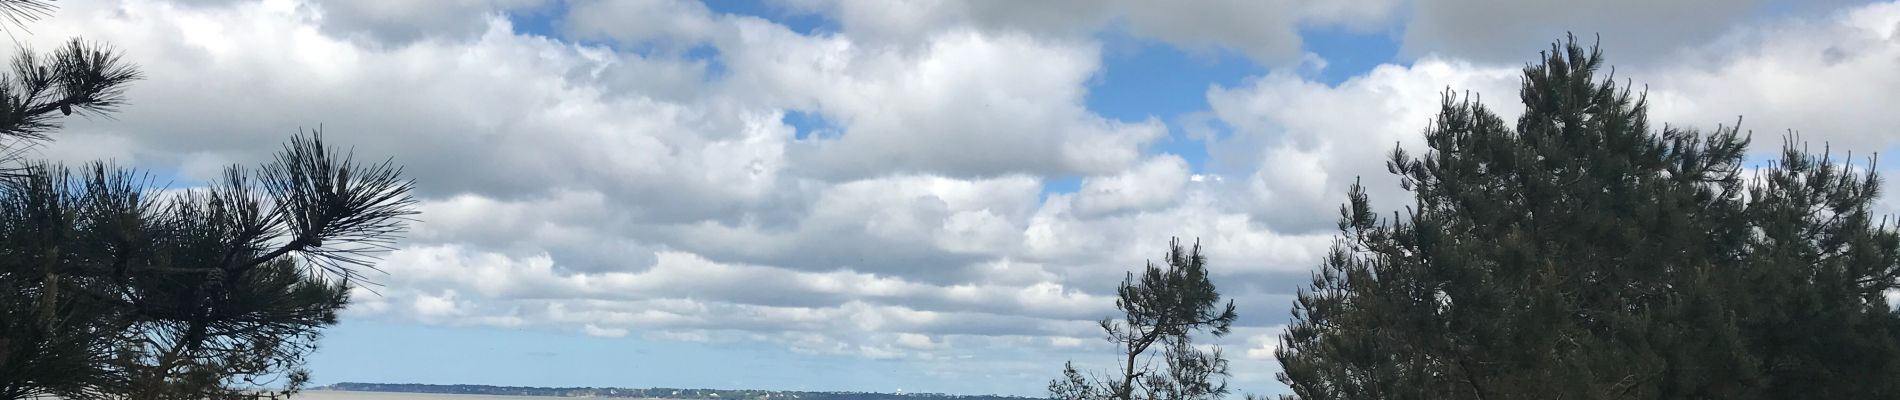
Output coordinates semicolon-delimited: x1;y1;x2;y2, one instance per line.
310;382;1043;400
305;391;676;399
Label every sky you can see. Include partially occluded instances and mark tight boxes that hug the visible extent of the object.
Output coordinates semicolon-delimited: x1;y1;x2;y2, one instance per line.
17;0;1900;397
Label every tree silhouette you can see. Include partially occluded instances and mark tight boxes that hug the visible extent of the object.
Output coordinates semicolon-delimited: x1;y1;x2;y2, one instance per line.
0;2;418;399
1276;36;1900;399
1052;238;1239;400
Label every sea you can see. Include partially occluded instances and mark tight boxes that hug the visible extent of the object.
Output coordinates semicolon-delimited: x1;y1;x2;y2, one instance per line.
294;392;676;400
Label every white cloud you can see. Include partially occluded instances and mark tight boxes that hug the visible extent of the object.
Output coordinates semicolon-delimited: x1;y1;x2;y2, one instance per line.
1199;57;1523;233
569;2;1171;180
19;0;1900;395
563;0;721;46
1244;327;1287;361
1049;336;1087;348
1073;155;1191;216
759;29;1165;179
411;290;465;318
777;0;1404;63
1399;0;1866;64
583;324;631;338
1202;1;1900;238
1642;1;1900;155
366;244;1119;324
312;0;551;44
895;333;944;350
40;0;774;218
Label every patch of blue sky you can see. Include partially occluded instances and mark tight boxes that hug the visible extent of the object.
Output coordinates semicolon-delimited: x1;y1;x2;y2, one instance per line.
1298;25;1402;86
683;43;727;80
508;0;843;44
306;320;1038;396
1070;26;1399;198
1039;175;1084;202
505;0;727;74
782;110;840;141
100;157;210;189
504;0;566;39
701;0;839;36
145;169;210;189
308;320;783;389
1748;0;1886;20
1085;29;1259;173
502;2;1407;205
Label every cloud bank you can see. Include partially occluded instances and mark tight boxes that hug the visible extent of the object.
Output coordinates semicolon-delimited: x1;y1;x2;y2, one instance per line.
23;0;1900;394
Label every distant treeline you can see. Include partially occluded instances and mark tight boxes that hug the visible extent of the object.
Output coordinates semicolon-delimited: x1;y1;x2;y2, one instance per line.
314;382;1041;400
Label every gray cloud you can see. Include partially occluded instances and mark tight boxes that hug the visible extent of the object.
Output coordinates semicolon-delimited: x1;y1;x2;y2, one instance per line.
771;0;1404;64
1640;1;1900;155
1398;0;1872;64
19;0;1900;393
312;0;553;45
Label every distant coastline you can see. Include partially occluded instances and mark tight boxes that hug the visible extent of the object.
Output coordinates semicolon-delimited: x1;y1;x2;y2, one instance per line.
310;382;1041;400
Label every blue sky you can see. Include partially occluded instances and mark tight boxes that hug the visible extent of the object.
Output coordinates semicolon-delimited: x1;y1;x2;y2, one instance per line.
307;5;1345;394
25;0;1900;397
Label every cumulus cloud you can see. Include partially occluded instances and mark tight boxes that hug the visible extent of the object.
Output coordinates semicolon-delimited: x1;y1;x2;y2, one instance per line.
1073;155;1191;216
411;290;465;318
18;0;1900;395
565;1;1173;180
1399;0;1869;64
1209;0;1900;236
1205;58;1522;231
167;0;554;44
41;0;768;216
314;0;552;44
583;324;630;338
774;0;1404;63
1641;1;1900;155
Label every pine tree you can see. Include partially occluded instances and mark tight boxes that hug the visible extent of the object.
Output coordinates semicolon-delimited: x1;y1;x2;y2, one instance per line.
1275;37;1900;399
0;2;419;399
0;112;417;400
1052;238;1239;400
0;1;143;398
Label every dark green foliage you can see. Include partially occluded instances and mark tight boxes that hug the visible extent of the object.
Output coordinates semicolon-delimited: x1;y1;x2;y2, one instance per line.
1275;37;1900;399
0;134;416;400
1052;238;1239;400
0;2;418;399
0;38;140;143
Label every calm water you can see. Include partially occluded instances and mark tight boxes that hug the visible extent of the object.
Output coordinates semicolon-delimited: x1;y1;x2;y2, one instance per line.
294;392;681;400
